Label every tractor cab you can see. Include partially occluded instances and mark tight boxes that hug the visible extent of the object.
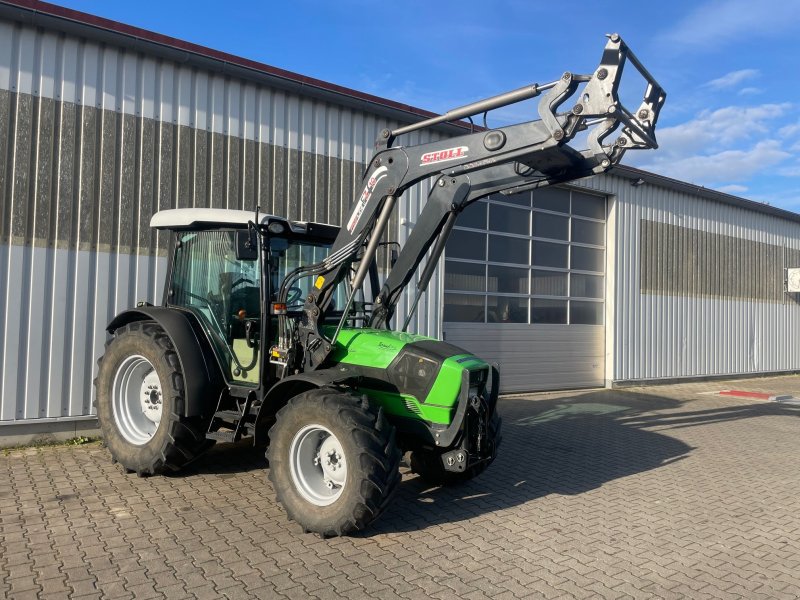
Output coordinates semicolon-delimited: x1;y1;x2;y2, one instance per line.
151;208;366;388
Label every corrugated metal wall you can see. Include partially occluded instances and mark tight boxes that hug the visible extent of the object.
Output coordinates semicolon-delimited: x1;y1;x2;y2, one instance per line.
0;16;445;424
576;172;800;383
5;8;800;425
443;323;605;392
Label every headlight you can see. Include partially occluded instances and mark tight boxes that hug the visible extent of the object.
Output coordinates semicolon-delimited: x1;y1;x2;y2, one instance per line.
389;351;440;402
267;220;286;234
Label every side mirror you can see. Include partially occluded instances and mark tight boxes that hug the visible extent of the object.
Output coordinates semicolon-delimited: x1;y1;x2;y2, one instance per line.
235;229;258;261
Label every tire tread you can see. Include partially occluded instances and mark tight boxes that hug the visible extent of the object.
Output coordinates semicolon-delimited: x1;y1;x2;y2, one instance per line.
94;322;212;475
266;388;402;537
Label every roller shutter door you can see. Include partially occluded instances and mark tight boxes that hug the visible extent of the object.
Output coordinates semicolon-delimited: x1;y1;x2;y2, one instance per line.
442;187;606;392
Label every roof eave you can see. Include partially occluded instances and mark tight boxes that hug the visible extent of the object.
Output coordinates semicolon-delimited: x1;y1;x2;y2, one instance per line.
0;0;473;136
612;164;800;225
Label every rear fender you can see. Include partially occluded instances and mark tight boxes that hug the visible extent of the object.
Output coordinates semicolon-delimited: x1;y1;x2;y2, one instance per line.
107;307;224;418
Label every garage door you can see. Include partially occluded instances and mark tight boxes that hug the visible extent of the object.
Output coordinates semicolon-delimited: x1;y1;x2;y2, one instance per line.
442;186;606;392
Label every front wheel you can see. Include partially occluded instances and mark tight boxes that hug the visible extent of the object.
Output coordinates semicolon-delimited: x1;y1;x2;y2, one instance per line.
94;322;212;475
267;389;401;536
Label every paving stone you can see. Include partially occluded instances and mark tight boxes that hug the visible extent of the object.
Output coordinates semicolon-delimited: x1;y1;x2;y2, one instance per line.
4;376;800;598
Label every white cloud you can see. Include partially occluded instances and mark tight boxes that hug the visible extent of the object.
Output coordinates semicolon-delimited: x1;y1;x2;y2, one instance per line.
715;184;748;194
779;120;800;139
636;140;791;185
778;162;800;177
738;87;762;96
626;100;799;196
651;103;792;157
658;0;800;50
706;69;758;90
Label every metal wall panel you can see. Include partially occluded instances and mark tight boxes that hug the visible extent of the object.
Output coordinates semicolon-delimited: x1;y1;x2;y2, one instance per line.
573;172;800;383
0;16;445;423
640;220;797;302
444;323;605;392
7;9;799;423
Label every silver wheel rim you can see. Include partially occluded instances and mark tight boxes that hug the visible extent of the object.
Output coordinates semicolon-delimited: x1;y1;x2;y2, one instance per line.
289;425;347;506
111;355;163;445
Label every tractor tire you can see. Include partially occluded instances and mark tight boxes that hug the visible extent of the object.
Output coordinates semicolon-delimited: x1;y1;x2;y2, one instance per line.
267;388;401;537
410;409;502;486
94;322;212;475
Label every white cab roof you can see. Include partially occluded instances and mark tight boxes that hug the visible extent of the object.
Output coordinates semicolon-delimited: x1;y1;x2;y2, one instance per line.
150;208;273;229
150;208;335;232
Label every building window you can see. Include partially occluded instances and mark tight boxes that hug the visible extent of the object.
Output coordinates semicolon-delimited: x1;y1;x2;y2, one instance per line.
531;298;568;324
444;188;605;325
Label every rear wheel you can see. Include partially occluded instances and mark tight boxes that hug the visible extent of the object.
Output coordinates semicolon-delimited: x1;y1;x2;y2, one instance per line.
267;389;401;536
94;322;212;475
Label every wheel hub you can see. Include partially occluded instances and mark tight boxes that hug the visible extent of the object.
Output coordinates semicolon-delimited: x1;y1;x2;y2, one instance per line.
111;355;163;446
139;371;163;424
289;425;347;506
319;436;346;487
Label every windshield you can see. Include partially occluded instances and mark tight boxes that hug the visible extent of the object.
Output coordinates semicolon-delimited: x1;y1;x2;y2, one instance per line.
269;236;350;312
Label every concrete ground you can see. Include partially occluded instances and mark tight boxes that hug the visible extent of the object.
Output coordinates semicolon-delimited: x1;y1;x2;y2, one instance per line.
3;375;800;599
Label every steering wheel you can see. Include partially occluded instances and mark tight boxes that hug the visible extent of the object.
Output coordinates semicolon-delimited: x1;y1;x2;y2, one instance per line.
286;286;304;306
231;277;254;289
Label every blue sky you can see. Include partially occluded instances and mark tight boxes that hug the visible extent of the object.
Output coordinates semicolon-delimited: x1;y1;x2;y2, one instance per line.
58;0;800;210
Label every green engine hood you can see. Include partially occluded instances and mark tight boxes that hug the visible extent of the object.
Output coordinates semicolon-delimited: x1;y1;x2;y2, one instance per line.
322;326;490;426
325;327;434;369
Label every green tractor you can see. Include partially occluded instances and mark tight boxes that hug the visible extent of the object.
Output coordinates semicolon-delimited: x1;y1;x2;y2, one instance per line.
94;35;664;536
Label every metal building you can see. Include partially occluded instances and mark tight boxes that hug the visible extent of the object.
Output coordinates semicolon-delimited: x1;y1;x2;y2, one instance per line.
2;1;800;443
0;0;455;442
443;169;800;392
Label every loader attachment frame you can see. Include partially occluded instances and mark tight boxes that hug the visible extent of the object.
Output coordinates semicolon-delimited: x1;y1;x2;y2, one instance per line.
274;34;665;370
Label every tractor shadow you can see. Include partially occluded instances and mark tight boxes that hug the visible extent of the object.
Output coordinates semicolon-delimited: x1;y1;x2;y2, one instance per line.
176;438;267;477
170;386;800;532
362;387;800;536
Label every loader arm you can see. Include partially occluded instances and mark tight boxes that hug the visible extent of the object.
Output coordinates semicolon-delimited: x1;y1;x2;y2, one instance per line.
369;145;615;330
279;34;665;370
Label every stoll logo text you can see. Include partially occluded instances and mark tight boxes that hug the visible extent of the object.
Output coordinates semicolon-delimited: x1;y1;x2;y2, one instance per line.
419;146;468;166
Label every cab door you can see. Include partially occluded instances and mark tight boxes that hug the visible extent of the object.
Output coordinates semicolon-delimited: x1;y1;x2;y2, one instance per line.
169;229;262;386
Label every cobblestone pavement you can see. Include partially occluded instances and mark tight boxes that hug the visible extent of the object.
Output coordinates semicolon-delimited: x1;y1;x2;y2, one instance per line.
3;375;800;599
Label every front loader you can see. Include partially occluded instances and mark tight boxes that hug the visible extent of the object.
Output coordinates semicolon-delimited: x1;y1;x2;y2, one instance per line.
94;34;665;536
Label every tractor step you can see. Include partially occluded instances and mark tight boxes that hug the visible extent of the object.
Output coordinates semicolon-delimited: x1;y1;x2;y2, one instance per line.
206;389;258;443
228;385;254;399
213;409;247;422
205;430;237;443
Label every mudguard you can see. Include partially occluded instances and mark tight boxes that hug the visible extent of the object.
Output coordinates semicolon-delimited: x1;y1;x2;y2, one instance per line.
106;307;224;417
253;367;358;446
